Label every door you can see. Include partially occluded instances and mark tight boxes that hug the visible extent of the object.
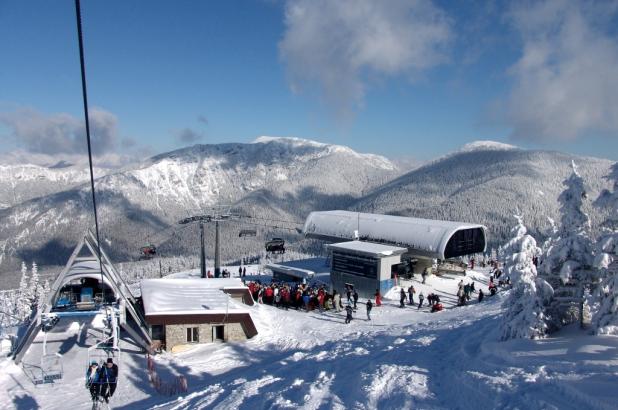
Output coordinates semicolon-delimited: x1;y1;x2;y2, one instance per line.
213;325;224;341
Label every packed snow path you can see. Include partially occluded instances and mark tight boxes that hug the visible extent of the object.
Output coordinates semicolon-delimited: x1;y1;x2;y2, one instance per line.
2;268;618;409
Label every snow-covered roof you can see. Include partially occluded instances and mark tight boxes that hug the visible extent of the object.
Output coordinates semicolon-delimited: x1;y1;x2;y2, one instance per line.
303;210;487;259
266;263;315;279
327;241;407;257
140;279;249;316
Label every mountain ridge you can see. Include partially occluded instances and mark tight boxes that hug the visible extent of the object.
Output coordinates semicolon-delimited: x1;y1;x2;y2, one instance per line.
0;138;614;281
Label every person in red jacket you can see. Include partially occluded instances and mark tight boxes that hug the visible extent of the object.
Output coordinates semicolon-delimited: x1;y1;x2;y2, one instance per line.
375;289;382;307
264;286;274;305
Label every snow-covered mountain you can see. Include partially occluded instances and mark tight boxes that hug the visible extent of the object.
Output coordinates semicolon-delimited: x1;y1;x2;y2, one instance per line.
352;141;614;249
0;138;615;279
0;163;109;209
0;137;398;274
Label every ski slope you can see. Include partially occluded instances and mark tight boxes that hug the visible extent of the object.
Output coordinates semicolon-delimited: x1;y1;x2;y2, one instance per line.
2;266;618;409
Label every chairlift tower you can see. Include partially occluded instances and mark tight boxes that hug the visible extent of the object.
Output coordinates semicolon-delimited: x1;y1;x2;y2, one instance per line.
179;206;239;278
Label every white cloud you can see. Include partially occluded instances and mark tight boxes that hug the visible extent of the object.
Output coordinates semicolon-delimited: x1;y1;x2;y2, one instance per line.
504;0;618;141
0;106;119;154
279;0;451;117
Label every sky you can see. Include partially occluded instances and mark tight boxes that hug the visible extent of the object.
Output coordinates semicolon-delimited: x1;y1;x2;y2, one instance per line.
1;0;618;166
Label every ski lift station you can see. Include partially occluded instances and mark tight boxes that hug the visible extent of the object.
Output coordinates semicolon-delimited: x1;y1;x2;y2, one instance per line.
303;210;487;299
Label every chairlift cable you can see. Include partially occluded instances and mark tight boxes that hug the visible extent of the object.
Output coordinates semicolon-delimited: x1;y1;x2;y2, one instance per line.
241;215;304;226
226;218;300;232
74;0;104;293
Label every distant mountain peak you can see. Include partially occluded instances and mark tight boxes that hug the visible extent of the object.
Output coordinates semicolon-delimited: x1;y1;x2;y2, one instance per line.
252;135;327;147
48;160;74;169
458;140;519;153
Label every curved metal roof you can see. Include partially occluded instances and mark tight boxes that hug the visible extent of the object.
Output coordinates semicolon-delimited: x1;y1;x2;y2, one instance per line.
56;260;116;290
303;210;487;259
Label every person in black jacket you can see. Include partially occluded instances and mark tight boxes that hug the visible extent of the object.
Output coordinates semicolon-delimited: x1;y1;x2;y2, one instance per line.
353;289;359;310
99;358;119;403
366;299;373;320
345;304;354;324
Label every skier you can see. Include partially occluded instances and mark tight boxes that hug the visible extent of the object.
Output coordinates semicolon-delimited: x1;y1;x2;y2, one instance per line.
275;289;282;308
99;358;118;403
238;266;242;277
346;286;352;304
422;268;428;284
257;287;264;304
375;290;382;307
399;288;406;308
353;289;359;310
86;361;101;401
333;291;341;312
418;292;424;309
366;299;373;320
317;291;325;313
464;283;471;300
478;289;484;303
345;303;354;324
408;285;415;306
242;266;246;277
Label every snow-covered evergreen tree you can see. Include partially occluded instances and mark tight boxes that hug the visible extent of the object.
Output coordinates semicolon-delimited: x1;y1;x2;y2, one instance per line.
541;161;593;285
17;261;31;321
501;215;553;340
592;163;618;334
593;260;618;335
38;279;51;311
29;261;41;307
594;163;618;271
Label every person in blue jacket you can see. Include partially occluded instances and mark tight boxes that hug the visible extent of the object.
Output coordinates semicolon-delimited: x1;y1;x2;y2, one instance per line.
85;361;101;401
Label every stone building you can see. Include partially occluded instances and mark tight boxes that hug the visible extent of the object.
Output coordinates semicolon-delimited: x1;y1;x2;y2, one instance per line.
140;278;257;353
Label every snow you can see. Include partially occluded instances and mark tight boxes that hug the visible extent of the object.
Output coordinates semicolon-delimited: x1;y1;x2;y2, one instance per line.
327;240;407;256
141;279;249;316
2;266;618;409
458;140;519;152
303;210;486;259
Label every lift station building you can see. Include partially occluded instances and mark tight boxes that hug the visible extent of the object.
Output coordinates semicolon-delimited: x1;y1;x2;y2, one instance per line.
303;210;487;298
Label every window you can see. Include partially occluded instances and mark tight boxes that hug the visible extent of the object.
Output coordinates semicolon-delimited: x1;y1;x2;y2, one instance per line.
186;327;199;343
151;325;165;340
332;252;378;278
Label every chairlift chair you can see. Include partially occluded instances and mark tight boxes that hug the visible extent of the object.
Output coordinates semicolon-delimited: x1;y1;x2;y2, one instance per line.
238;229;257;238
27;315;64;385
38;353;63;384
265;238;285;254
139;243;157;260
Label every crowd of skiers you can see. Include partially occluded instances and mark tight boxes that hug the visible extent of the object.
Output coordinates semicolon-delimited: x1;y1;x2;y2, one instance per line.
85;357;118;403
246;280;365;312
244;263;509;324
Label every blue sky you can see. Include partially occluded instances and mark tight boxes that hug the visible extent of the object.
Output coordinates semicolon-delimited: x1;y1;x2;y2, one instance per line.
1;0;618;164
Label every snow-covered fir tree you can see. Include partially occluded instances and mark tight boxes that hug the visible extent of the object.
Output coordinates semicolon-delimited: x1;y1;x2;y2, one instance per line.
38;279;51;311
540;161;594;329
594;163;618;271
541;161;594;284
592;163;618;334
593;260;618;335
17;261;31;321
29;261;41;307
500;215;553;340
